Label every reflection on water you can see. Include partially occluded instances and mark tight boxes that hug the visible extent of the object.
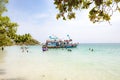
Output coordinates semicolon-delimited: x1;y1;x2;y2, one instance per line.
0;45;120;80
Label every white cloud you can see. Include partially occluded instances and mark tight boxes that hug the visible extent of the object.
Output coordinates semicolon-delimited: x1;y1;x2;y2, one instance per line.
33;13;48;19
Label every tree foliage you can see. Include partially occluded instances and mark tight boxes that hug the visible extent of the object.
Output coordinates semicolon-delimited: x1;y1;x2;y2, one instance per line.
0;0;8;15
0;0;18;46
54;0;120;23
0;0;39;46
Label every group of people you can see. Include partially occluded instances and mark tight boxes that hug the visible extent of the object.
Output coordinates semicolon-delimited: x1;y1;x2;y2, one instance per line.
67;49;72;52
89;48;94;52
21;46;29;53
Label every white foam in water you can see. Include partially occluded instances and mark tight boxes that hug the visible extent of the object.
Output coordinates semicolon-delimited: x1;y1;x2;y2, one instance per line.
0;43;120;80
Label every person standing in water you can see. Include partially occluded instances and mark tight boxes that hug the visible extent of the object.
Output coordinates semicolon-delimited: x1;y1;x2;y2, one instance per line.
2;47;4;51
91;48;94;52
89;48;94;52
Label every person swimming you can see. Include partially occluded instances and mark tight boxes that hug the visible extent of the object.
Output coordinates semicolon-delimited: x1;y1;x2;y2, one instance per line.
67;49;72;52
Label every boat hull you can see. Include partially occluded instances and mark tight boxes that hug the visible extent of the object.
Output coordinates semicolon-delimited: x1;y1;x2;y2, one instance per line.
47;45;77;48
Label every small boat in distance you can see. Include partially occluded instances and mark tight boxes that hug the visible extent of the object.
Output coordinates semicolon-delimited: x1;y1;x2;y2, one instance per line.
42;35;78;49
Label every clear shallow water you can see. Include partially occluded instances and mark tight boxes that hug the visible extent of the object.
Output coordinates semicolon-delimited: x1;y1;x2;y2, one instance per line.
0;43;120;80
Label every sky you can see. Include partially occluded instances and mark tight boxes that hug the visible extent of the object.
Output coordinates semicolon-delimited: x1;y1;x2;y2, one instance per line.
4;0;120;43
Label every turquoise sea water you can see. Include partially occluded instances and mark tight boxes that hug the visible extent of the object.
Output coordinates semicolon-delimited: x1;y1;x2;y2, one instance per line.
0;43;120;80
